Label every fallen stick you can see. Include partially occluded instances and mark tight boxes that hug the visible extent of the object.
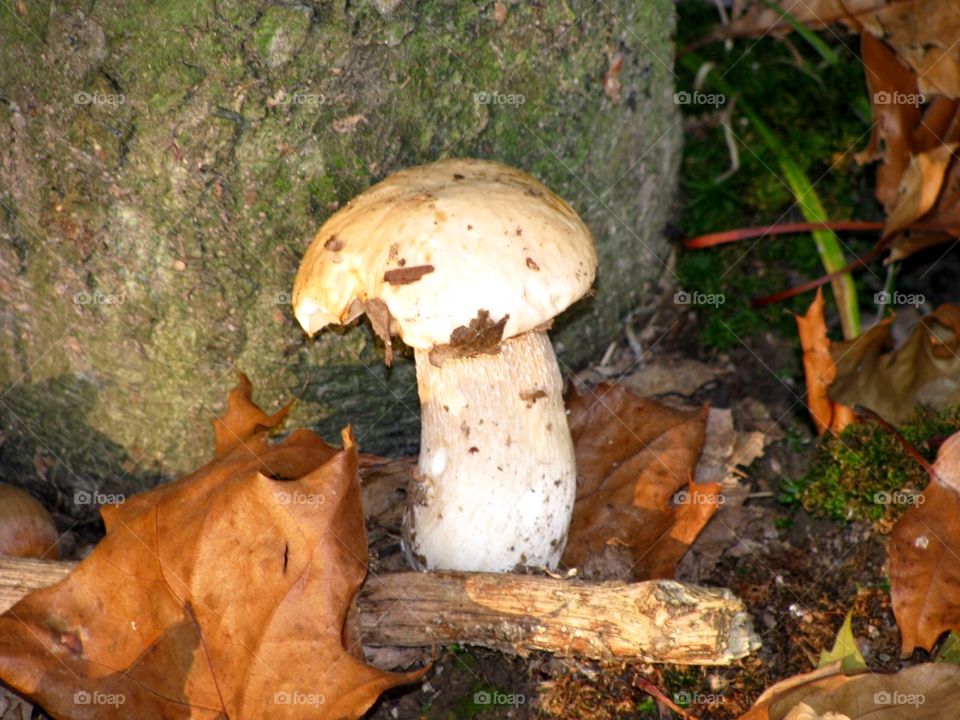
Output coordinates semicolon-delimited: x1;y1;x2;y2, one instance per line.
0;556;759;666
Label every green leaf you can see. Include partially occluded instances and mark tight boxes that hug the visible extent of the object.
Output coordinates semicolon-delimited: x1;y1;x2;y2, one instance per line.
935;632;960;665
819;611;867;672
758;0;840;67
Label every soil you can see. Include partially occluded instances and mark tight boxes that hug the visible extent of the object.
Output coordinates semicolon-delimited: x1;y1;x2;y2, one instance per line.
362;292;912;720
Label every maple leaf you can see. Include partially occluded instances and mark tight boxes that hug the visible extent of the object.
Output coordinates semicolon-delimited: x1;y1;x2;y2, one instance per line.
0;374;420;719
560;383;716;580
829;304;960;425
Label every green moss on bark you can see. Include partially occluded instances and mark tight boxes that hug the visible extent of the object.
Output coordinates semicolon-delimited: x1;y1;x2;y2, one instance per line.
0;0;679;518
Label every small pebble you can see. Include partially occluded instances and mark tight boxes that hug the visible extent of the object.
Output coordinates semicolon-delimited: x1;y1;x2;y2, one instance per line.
708;673;728;692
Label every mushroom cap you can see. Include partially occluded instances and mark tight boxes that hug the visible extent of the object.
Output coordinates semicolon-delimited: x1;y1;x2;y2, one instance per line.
292;158;597;350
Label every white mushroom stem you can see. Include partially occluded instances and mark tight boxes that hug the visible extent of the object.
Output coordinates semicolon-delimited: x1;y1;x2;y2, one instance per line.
401;331;576;572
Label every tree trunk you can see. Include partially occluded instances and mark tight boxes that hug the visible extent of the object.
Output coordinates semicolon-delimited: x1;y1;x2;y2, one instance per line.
0;1;681;521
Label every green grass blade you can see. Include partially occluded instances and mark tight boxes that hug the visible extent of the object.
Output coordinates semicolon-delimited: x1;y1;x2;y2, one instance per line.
758;0;841;67
680;55;861;338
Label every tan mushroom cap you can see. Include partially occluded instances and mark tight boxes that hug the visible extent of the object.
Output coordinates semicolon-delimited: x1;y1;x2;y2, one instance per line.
292;158;597;350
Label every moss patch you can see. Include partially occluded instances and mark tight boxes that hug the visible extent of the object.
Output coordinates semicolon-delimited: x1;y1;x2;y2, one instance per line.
781;407;960;522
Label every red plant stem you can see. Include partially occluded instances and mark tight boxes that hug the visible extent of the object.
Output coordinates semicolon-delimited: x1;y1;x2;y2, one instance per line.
684;221;885;249
632;675;700;720
854;405;938;482
751;238;894;308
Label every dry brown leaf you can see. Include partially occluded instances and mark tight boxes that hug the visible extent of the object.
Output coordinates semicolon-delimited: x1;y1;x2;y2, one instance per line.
859;0;960;98
889;134;960;260
0;377;419;719
729;0;881;35
830;304;960;424
729;5;960;261
859;30;924;208
883;143;958;237
560;383;713;580
619;356;732;397
677;407;768;581
739;661;960;719
890;431;960;654
731;1;960;99
796;289;855;435
211;370;291;458
859;33;960;259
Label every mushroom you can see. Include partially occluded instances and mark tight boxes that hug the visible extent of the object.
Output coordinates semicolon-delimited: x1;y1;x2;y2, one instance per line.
292;158;596;572
0;483;59;559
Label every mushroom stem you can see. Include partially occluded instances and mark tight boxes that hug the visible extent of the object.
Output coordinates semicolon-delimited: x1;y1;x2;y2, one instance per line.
402;331;576;572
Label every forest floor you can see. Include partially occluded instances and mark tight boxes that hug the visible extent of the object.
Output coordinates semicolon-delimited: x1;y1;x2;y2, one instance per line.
364;290;904;720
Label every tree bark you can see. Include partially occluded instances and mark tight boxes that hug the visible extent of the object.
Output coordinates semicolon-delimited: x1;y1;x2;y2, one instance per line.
0;1;681;520
0;557;758;665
